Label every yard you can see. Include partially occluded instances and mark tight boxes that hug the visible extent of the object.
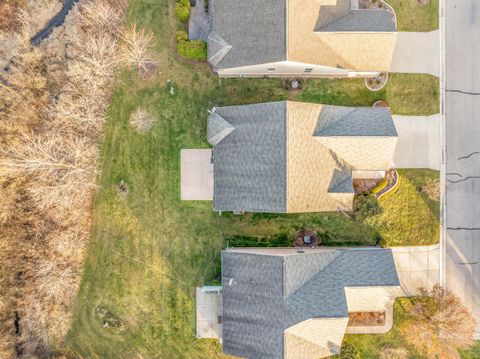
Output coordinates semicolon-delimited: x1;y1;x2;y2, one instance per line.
366;169;440;247
340;298;479;358
64;0;440;357
386;0;439;32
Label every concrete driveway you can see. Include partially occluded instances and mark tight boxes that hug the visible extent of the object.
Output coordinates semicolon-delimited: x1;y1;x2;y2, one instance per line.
180;149;213;200
391;244;440;296
392;115;440;170
391;31;440;76
444;0;480;337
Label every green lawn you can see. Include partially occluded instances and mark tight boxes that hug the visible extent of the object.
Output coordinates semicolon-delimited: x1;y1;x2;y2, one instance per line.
64;0;440;357
387;0;439;32
341;298;478;358
366;169;440;247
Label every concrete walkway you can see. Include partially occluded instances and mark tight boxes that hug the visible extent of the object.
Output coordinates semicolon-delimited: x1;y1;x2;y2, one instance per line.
393;114;441;170
391;244;440;296
188;0;211;41
391;31;440;77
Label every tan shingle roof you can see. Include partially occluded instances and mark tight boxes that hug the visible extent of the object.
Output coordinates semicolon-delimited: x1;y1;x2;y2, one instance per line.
210;101;397;213
287;0;397;71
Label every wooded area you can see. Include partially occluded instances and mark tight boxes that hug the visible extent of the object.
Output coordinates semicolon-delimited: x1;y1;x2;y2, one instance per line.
0;0;155;357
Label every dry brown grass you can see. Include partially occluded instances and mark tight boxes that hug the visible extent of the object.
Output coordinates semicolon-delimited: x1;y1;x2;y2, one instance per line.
129;107;155;133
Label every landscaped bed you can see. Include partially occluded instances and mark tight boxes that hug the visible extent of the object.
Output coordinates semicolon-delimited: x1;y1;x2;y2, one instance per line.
64;0;441;357
365;169;440;247
340;298;479;359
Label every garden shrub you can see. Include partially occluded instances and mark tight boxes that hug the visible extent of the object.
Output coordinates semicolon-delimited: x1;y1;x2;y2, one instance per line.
354;192;382;220
175;0;190;23
333;343;360;359
175;31;207;61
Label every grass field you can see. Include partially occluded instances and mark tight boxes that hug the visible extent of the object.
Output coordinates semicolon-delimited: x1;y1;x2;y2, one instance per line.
387;0;439;32
64;0;440;357
366;169;440;247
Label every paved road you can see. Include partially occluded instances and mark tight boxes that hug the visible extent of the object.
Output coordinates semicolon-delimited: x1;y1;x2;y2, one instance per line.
444;0;480;337
391;31;440;76
392;115;440;170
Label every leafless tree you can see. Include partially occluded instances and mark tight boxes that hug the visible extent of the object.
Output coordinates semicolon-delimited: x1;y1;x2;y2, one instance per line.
401;284;476;359
120;24;157;74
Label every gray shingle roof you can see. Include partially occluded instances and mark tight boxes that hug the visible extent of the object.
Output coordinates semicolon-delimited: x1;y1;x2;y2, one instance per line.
212;102;287;212
316;10;396;32
207;112;235;146
221;248;399;359
208;0;286;70
314;106;397;137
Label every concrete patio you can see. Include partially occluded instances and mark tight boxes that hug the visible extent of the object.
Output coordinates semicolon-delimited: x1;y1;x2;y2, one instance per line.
196;286;222;339
180;149;213;200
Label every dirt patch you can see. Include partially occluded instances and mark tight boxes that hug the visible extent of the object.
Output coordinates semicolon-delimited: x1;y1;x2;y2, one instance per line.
95;305;126;333
348;311;385;326
116;180;129;200
417;0;429;6
129;108;155;134
138;62;158;79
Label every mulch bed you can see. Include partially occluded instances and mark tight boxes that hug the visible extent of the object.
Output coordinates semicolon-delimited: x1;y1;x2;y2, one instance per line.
348;311;386;326
376;169;398;198
353;178;382;194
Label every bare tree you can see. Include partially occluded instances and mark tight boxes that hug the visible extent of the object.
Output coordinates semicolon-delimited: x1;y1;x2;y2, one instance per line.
120;24;156;75
400;284;476;359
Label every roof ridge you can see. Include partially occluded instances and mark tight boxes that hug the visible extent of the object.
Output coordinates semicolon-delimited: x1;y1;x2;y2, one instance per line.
207;112;235;146
285;250;343;301
315;107;359;136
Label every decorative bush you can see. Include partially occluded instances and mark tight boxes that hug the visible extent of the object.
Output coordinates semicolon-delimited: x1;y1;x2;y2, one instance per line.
354;192;382;220
175;0;190;23
175;31;207;61
333;343;360;359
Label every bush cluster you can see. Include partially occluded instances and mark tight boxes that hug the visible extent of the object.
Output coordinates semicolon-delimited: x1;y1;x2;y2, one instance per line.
354;192;382;220
175;31;207;61
175;0;190;23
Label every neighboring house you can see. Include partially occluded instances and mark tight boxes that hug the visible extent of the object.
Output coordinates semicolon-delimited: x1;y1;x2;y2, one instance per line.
207;101;398;213
213;247;403;359
207;0;397;78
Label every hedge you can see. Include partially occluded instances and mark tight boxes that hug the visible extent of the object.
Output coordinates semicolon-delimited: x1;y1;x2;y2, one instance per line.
175;31;207;61
175;0;190;23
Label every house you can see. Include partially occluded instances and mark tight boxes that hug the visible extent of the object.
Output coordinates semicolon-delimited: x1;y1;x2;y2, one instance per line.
207;0;397;78
207;101;398;213
215;247;403;358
